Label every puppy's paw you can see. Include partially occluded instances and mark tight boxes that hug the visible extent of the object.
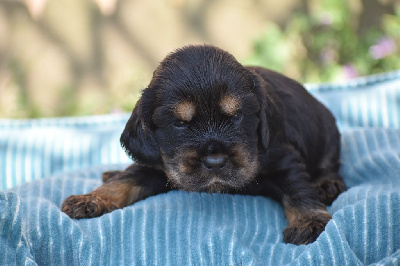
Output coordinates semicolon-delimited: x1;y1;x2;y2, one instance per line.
283;214;331;245
61;194;117;219
316;179;346;205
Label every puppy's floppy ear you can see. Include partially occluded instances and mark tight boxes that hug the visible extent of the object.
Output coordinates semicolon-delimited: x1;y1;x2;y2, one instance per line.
120;95;162;167
250;70;285;151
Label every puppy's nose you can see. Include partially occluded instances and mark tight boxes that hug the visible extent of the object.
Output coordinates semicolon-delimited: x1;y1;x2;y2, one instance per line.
203;155;227;170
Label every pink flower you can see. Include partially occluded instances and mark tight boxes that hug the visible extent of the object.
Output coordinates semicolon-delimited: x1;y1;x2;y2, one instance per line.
369;37;396;59
110;108;123;114
319;13;333;25
320;47;336;64
342;64;358;79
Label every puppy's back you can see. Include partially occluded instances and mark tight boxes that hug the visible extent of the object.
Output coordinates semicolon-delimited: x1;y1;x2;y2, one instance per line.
248;66;340;179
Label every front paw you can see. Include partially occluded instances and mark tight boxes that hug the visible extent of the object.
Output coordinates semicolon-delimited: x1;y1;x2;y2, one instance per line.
61;194;117;219
283;214;331;245
316;178;346;205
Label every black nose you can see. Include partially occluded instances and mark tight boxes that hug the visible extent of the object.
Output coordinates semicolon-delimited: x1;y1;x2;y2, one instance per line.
203;155;227;170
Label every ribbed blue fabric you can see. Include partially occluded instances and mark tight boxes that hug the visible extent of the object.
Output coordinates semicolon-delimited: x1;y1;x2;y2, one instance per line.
0;114;131;190
1;70;400;265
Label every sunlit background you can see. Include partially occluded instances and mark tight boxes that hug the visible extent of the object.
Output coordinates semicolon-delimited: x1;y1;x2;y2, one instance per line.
0;0;399;118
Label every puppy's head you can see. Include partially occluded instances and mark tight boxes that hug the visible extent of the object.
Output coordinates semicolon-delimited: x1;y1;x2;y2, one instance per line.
121;45;276;192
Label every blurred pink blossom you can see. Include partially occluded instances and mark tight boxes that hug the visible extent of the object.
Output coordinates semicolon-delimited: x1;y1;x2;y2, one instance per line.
319;13;333;25
25;0;48;19
342;64;358;79
94;0;118;15
369;37;396;59
110;107;123;114
320;47;336;64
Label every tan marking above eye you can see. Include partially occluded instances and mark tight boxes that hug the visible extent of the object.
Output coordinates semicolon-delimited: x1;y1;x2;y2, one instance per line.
174;101;196;122
220;94;241;116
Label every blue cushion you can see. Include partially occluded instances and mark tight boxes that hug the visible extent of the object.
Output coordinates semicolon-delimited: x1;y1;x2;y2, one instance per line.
1;70;400;265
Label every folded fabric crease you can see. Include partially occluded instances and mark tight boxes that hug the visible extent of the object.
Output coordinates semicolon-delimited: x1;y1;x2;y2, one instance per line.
1;70;400;265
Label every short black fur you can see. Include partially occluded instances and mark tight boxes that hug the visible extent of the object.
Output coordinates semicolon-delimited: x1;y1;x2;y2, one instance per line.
62;45;346;245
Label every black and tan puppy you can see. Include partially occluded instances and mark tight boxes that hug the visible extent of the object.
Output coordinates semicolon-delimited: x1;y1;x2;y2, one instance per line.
62;45;346;245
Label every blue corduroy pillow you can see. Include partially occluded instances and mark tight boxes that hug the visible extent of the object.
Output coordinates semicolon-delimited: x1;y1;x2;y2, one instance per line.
1;70;400;265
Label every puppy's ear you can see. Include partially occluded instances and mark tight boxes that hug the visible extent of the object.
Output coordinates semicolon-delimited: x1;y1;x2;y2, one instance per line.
251;71;285;151
120;97;162;167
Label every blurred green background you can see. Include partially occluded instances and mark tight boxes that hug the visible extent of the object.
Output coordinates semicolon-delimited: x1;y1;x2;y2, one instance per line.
0;0;399;118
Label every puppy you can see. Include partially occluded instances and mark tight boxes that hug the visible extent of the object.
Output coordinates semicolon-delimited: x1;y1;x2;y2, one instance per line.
62;45;346;245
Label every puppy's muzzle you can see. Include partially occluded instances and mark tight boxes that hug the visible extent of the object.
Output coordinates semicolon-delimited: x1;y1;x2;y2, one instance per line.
202;155;228;170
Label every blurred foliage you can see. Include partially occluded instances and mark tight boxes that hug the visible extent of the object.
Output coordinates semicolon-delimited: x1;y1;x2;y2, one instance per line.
246;0;400;82
1;0;399;118
2;0;285;119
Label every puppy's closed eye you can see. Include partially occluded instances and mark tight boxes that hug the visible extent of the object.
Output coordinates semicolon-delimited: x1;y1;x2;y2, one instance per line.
174;120;188;128
231;111;243;123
